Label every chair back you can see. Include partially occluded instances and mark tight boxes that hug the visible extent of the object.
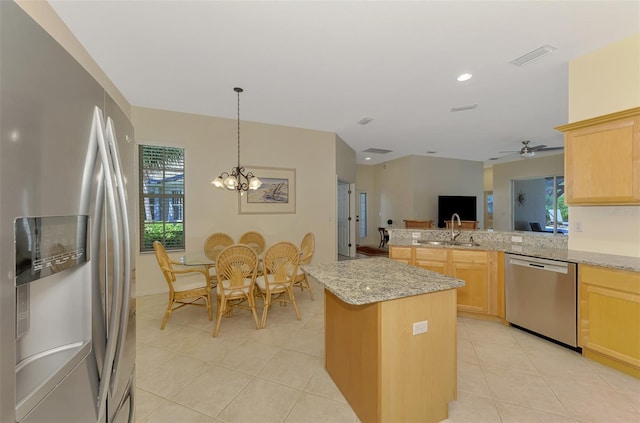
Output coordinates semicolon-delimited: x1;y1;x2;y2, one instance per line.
153;241;176;286
204;232;234;261
215;244;259;290
299;232;315;265
263;241;300;284
238;231;266;255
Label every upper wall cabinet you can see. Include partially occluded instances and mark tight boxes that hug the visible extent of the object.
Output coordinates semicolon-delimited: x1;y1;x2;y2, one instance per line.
556;107;640;205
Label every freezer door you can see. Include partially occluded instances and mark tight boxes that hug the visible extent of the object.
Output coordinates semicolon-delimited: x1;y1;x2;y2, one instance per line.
1;3;104;422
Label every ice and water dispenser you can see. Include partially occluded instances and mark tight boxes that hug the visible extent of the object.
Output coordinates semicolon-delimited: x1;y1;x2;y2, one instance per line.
14;215;92;420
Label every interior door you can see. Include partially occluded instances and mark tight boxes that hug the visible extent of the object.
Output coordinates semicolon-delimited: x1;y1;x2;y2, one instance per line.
337;182;350;256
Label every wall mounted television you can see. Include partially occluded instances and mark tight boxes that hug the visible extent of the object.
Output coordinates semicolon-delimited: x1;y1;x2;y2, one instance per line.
437;195;477;228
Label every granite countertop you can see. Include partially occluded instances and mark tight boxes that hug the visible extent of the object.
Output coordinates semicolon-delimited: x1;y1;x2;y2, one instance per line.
301;257;464;305
390;239;640;272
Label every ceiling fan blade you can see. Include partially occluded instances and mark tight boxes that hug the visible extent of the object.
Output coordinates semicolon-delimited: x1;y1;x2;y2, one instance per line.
538;146;564;151
529;144;547;151
498;150;519;153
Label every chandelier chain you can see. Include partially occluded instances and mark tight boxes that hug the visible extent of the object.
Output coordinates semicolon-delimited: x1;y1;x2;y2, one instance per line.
236;88;240;167
211;87;261;192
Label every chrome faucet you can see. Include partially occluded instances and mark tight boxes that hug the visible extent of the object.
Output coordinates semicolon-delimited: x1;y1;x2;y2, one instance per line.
450;213;461;241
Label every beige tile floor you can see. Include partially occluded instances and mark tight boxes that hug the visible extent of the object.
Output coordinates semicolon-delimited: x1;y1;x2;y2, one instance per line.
135;277;640;423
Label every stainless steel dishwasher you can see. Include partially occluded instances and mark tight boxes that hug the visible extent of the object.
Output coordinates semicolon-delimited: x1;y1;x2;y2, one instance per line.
505;254;578;348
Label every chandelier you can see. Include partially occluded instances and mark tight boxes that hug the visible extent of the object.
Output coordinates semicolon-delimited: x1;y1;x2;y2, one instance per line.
211;87;262;191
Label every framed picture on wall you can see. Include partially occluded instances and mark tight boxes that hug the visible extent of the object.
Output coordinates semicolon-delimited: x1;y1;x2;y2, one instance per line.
238;166;296;214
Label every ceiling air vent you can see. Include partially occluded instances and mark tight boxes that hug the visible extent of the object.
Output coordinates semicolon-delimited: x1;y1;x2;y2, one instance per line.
357;117;374;125
451;104;477;112
363;148;392;154
510;45;557;66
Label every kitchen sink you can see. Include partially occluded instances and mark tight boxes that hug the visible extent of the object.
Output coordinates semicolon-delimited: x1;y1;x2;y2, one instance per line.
418;240;480;247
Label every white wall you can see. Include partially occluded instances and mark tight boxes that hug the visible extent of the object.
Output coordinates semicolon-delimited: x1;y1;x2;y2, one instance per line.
133;107;338;295
513;178;547;231
567;33;640;257
356;155;484;242
336;135;356;183
410;156;484;228
374;157;415;229
17;1;130;117
492;154;564;231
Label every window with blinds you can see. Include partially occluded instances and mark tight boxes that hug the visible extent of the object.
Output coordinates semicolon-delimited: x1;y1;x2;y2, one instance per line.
139;145;185;252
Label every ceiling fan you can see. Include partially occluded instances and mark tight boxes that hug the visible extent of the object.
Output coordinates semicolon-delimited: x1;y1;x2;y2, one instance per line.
500;140;564;159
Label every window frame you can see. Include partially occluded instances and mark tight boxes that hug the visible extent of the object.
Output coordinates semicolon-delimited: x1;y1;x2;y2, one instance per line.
138;144;186;252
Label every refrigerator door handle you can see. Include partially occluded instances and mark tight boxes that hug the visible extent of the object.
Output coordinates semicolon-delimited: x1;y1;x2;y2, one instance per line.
91;107;125;422
82;108;107;381
105;116;132;397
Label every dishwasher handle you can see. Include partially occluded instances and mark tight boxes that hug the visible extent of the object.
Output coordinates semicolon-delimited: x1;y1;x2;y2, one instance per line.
508;255;569;274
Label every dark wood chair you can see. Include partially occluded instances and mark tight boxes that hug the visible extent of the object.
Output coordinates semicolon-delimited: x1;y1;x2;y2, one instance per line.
378;227;389;248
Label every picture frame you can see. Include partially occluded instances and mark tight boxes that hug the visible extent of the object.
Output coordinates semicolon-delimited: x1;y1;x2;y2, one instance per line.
238;166;296;214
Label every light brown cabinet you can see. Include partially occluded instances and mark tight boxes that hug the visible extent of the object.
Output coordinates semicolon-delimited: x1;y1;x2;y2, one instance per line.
391;246;502;319
414;247;448;274
578;264;640;378
451;250;496;315
325;288;457;422
389;245;413;264
557;107;640;205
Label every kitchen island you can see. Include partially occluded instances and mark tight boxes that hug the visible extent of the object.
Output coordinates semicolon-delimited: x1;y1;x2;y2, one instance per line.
302;257;465;423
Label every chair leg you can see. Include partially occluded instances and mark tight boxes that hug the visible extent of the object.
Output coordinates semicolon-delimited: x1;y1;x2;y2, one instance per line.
261;293;271;329
287;286;302;321
247;293;261;330
213;296;227;337
302;274;314;300
160;294;175;329
206;293;213;321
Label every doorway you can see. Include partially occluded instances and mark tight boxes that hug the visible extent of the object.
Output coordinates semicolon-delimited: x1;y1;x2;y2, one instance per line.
337;181;351;257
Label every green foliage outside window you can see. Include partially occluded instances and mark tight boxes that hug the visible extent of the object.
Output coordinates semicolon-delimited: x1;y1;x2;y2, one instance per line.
142;222;184;250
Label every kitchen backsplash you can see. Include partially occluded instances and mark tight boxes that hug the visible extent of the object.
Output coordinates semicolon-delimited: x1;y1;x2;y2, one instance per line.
390;229;569;250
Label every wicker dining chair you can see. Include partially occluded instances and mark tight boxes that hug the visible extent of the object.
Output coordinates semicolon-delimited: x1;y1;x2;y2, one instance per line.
153;241;213;329
238;231;266;256
293;232;315;300
256;241;302;328
213;244;261;337
203;232;234;283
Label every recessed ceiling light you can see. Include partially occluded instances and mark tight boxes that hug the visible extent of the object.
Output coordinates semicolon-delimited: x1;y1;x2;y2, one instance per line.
365;157;371;160
457;73;472;82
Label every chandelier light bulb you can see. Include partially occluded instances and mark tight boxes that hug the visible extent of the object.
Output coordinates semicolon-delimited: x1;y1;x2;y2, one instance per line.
211;177;224;188
248;177;262;190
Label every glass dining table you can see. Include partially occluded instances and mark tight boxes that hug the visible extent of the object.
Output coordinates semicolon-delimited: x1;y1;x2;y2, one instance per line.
180;250;267;270
180;251;215;267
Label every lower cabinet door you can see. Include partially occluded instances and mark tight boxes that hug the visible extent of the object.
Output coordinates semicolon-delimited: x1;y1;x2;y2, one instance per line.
452;262;490;314
579;265;640;377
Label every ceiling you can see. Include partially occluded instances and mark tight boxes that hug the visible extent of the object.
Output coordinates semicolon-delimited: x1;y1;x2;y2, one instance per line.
48;1;639;166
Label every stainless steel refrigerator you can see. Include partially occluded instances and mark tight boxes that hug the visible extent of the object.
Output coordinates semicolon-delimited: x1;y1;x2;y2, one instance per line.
1;2;136;422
